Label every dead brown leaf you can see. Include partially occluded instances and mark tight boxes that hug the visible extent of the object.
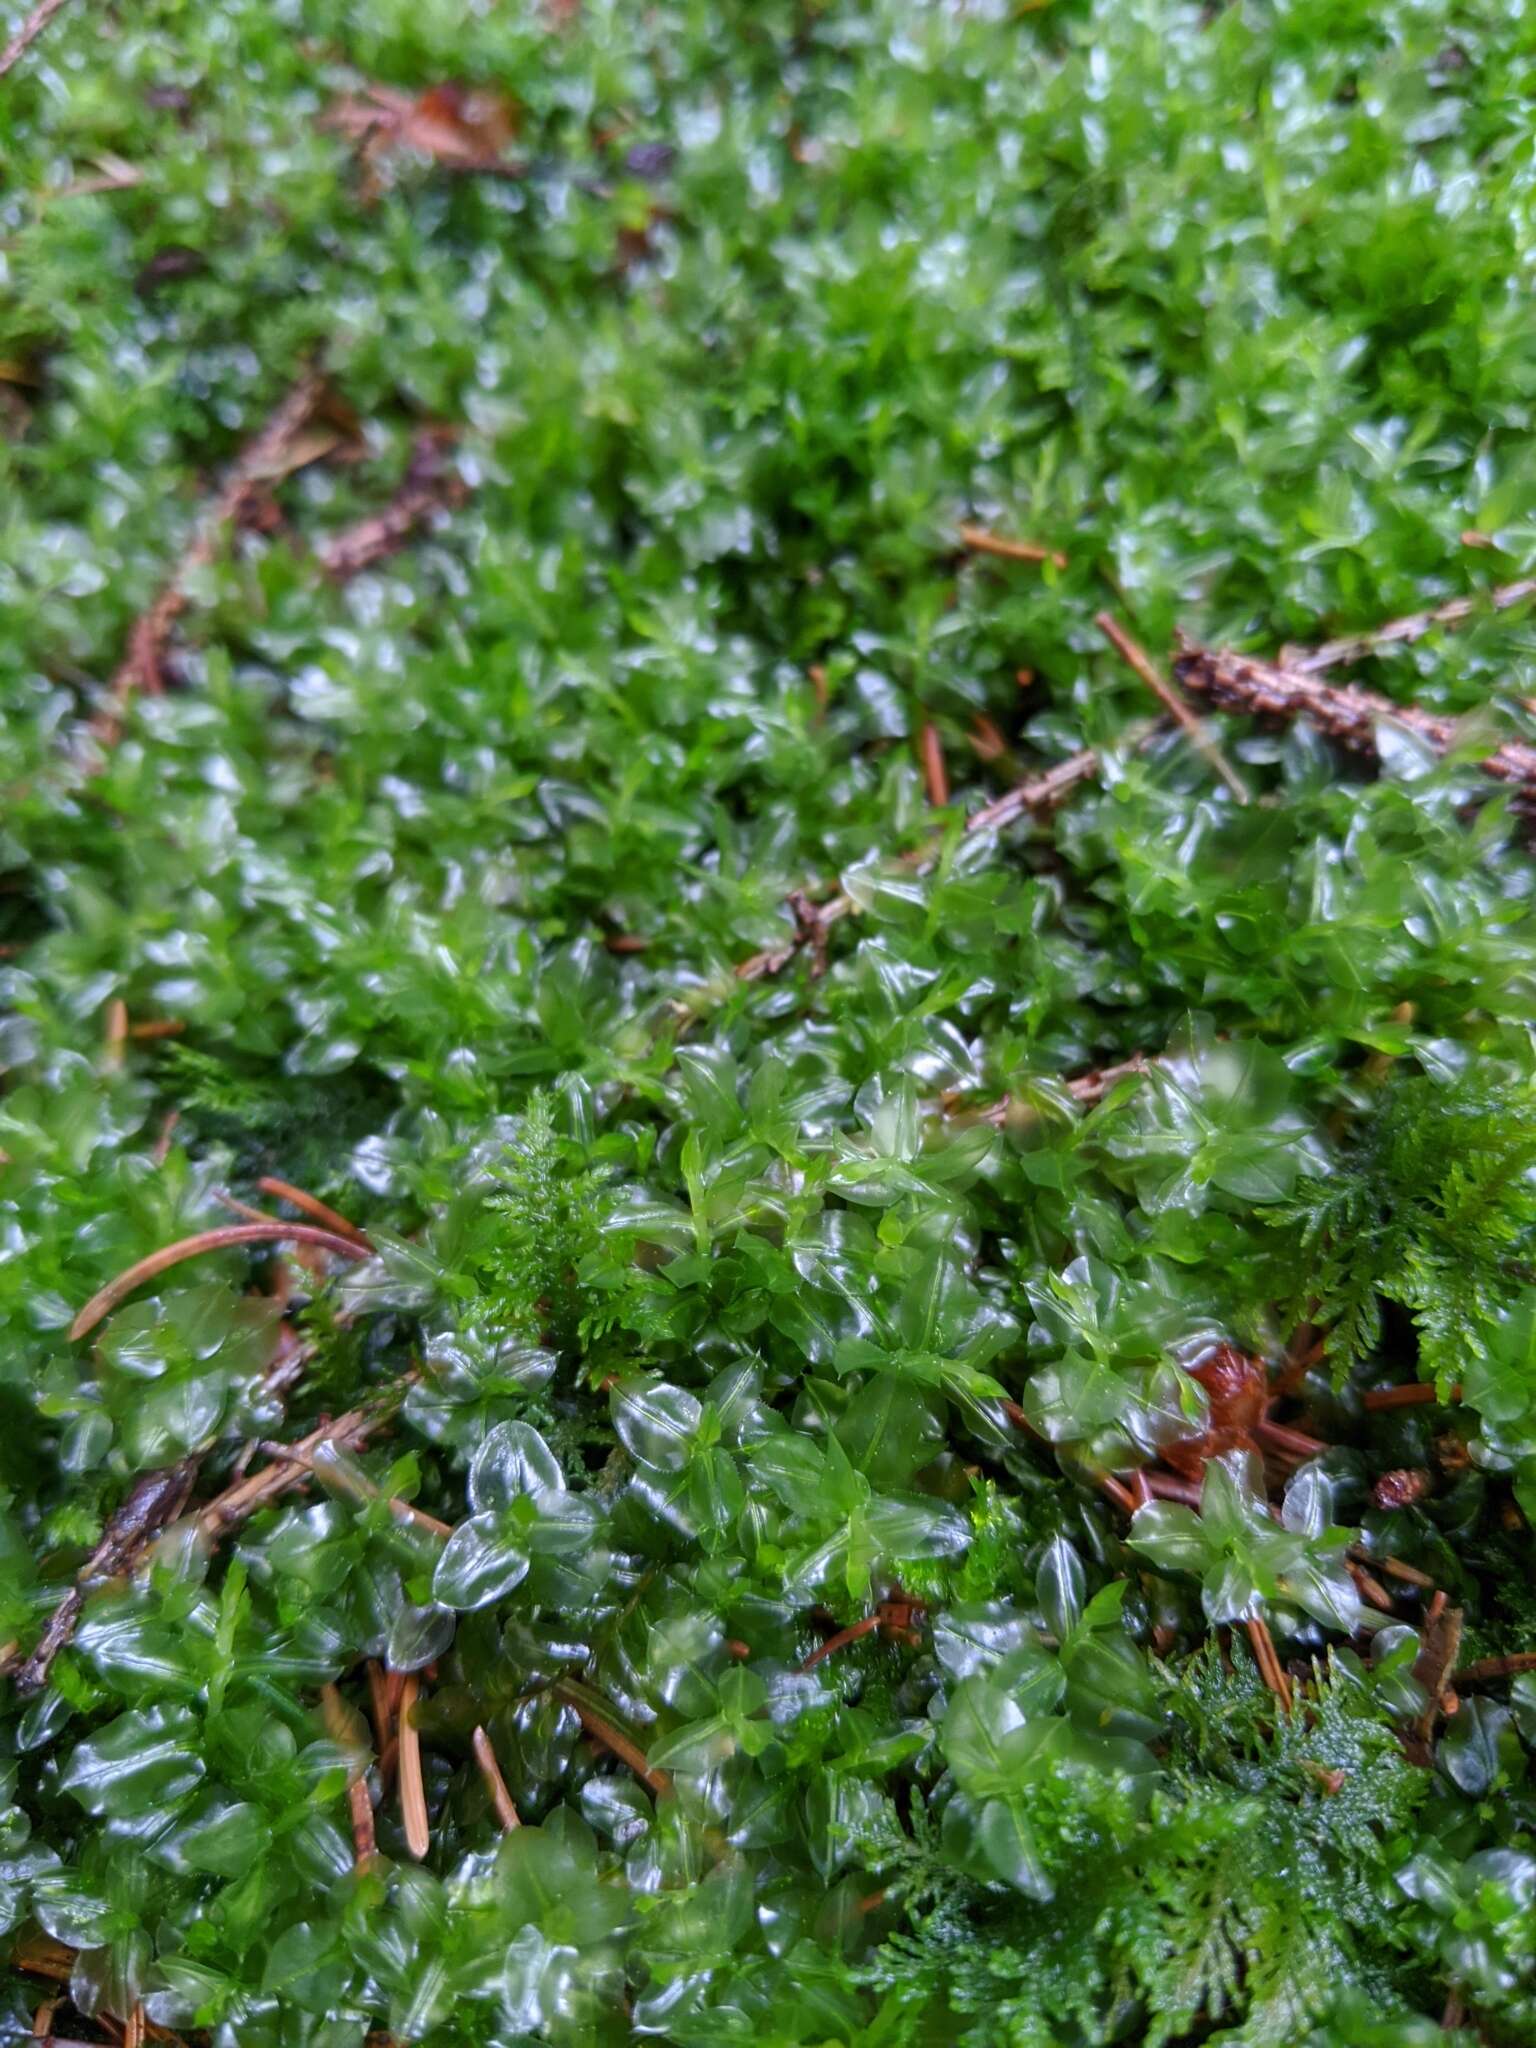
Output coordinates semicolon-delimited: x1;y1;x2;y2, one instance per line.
324;82;523;177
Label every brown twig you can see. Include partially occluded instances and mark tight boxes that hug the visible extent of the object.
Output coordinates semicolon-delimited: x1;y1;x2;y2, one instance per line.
1410;1590;1464;1757
12;1458;199;1694
260;1439;451;1539
193;1378;415;1543
1096;613;1249;802
0;0;73;78
1174;644;1536;816
472;1724;520;1830
1455;1650;1536;1685
69;1221;371;1341
316;429;468;579
1292;574;1536;674
256;1176;371;1249
92;370;326;748
397;1674;430;1860
957;522;1068;570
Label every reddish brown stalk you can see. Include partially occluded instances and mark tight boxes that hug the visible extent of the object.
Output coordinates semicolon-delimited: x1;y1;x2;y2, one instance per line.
31;1997;57;2039
1455;1651;1536;1685
1142;1471;1204;1507
1255;1417;1327;1459
917;720;950;807
69;1221;371;1341
397;1674;430;1860
152;1110;180;1166
256;1176;371;1248
472;1725;520;1830
800;1614;881;1671
316;428;467;579
1410;1592;1464;1755
1292;573;1536;673
1096;612;1249;802
1174;644;1536;816
0;0;74;78
123;2010;145;2048
1362;1382;1449;1412
957;522;1068;569
553;1682;671;1799
215;1190;278;1227
92;370;326;747
1246;1615;1293;1712
1129;1470;1153;1509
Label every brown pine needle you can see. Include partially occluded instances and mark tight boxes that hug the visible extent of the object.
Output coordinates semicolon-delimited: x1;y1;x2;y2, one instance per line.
957;522;1068;569
1095;612;1250;802
917;719;950;807
319;1682;377;1865
256;1176;372;1248
472;1725;520;1830
553;1682;671;1799
123;2007;145;2048
69;1221;371;1341
0;0;74;79
397;1675;430;1860
127;1016;185;1041
1246;1615;1293;1711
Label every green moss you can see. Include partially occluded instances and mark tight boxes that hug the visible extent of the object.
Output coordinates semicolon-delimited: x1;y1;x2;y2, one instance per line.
1;0;1534;2040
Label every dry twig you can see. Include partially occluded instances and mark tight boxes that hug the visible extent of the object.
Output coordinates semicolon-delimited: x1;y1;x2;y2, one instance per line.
1174;644;1536;816
0;0;74;79
316;428;467;578
1291;573;1536;673
92;370;326;747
